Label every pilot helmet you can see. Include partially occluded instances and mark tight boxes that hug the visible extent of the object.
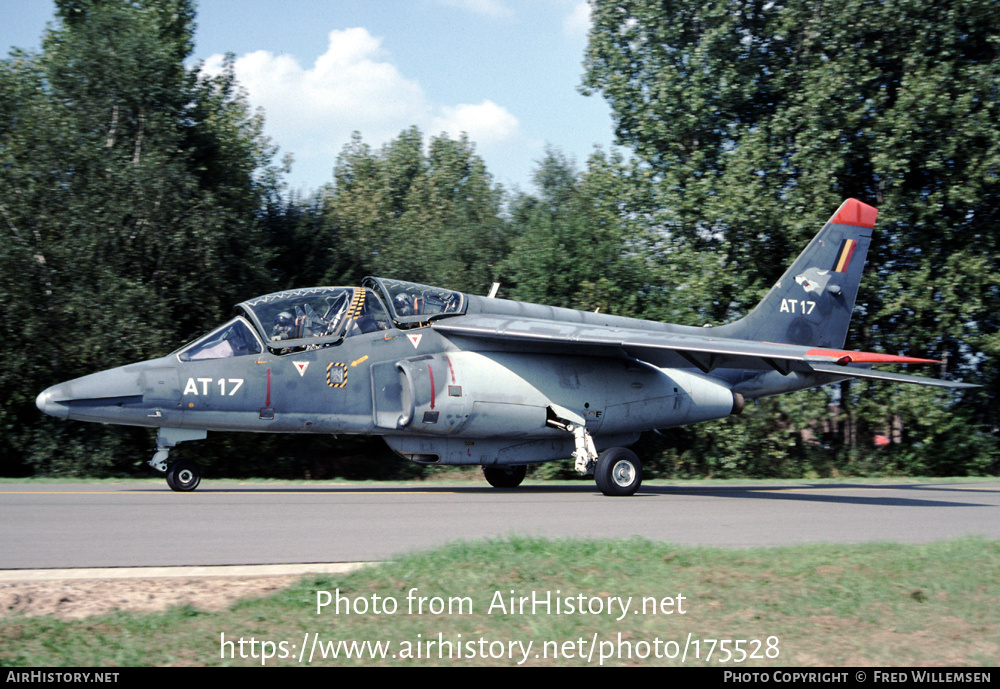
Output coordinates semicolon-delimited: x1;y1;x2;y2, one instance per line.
274;311;294;327
393;293;414;317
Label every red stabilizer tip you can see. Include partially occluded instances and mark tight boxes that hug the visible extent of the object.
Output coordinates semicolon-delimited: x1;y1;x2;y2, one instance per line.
808;349;941;365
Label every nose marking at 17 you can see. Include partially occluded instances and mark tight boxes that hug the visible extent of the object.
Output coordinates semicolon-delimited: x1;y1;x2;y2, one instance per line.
183;377;244;396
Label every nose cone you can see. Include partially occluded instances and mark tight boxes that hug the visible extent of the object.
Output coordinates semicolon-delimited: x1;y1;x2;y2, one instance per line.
36;366;146;423
36;385;70;419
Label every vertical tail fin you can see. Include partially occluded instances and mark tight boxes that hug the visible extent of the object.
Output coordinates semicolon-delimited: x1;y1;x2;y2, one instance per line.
717;199;877;348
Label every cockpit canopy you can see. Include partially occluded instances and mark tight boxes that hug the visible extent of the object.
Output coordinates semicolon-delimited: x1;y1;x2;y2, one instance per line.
237;286;364;351
175;279;467;360
362;277;465;325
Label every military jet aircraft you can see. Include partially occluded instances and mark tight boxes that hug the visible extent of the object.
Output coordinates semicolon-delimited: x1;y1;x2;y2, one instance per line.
36;199;975;495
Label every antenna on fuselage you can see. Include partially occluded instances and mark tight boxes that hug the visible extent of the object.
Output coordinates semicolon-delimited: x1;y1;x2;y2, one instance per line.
487;282;501;298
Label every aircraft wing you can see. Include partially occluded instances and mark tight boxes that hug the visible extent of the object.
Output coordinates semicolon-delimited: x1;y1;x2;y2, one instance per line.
432;315;977;389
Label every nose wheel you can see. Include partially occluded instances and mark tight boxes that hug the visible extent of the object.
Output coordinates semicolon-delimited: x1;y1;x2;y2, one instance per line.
165;460;202;492
148;428;208;491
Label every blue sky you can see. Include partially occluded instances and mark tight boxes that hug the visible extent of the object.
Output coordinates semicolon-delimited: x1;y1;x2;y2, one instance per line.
1;0;617;195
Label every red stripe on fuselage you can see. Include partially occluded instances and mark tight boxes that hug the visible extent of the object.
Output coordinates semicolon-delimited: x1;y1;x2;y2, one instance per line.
444;354;456;383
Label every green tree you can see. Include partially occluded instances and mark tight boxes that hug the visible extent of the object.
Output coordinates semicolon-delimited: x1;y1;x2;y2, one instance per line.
324;128;508;293
502;147;652;314
263;190;349;289
0;0;282;475
583;0;999;473
502;149;586;306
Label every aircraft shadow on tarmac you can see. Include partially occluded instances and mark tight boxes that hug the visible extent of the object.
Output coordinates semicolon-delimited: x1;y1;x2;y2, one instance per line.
120;482;995;508
637;483;993;508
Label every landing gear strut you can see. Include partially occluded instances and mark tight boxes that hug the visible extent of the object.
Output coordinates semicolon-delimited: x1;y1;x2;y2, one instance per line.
147;428;207;492
556;415;643;497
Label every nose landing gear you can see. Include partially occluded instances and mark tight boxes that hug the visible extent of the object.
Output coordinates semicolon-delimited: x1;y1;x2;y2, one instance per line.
165;459;202;492
147;428;208;492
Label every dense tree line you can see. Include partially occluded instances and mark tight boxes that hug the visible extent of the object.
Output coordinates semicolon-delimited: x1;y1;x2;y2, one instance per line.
582;0;999;476
1;0;282;476
1;0;995;481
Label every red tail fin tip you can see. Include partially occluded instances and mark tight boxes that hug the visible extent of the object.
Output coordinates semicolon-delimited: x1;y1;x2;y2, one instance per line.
831;198;878;228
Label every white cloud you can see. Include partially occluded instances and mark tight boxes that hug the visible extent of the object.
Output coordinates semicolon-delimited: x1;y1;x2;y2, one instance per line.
436;0;514;19
431;100;520;147
563;1;592;36
204;28;429;147
202;27;524;190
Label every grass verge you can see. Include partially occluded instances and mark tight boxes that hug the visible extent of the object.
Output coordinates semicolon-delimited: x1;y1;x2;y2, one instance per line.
1;537;997;667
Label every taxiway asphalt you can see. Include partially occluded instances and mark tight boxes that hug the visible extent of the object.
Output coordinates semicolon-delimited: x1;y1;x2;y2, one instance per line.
2;481;997;571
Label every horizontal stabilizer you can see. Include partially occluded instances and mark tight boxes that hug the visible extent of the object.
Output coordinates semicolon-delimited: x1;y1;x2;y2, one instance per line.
808;363;979;389
804;349;941;365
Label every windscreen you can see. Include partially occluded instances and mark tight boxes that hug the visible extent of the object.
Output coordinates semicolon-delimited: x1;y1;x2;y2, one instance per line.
177;318;262;361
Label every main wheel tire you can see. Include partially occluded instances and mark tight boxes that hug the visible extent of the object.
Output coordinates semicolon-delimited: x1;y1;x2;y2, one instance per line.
483;464;527;488
166;460;201;492
594;448;642;496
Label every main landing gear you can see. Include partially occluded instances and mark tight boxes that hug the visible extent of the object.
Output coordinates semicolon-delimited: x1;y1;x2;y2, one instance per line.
480;419;644;496
148;428;207;492
567;421;642;497
482;464;528;488
592;447;642;497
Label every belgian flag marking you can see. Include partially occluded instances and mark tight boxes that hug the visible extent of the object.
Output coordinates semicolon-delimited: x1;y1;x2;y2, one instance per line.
832;238;857;273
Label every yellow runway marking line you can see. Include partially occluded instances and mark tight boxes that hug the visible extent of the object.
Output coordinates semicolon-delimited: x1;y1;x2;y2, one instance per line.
768;486;998;493
656;484;998;495
0;490;454;495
